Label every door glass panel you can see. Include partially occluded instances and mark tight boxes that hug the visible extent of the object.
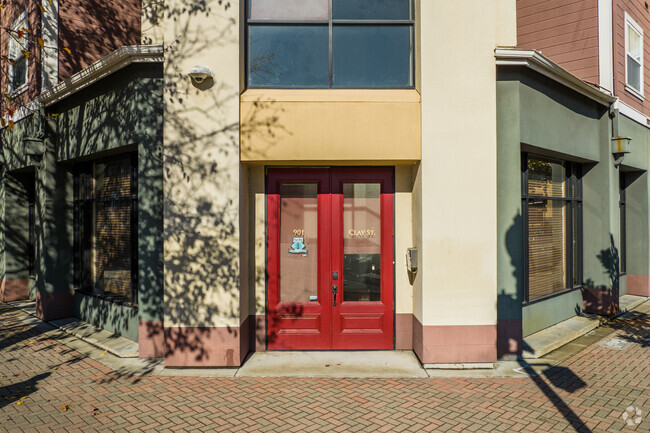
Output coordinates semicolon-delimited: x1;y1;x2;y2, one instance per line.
280;184;318;303
343;183;381;302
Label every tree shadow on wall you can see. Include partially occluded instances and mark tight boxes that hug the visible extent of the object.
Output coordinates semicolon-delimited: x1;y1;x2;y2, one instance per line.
501;213;593;432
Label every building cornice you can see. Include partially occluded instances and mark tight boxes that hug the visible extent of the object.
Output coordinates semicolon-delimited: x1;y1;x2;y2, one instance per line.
40;45;164;107
495;48;616;107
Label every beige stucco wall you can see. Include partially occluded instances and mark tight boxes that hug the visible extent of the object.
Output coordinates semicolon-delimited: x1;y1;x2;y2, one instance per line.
162;0;242;328
415;0;516;327
241;90;421;164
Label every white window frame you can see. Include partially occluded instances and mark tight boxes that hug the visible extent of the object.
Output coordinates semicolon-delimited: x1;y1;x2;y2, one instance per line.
8;11;29;96
624;12;644;100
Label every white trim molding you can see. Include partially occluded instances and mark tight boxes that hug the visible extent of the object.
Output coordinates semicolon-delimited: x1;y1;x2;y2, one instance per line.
624;12;644;98
41;0;59;92
8;10;29;96
40;45;164;107
598;0;614;93
495;48;617;106
616;99;650;127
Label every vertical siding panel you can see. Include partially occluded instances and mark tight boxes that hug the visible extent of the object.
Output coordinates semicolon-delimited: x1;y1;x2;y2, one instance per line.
517;0;599;84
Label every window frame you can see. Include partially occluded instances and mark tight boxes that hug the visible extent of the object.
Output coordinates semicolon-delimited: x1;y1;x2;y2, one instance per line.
624;12;644;99
245;0;415;89
521;153;583;305
73;153;139;306
8;10;29;96
619;172;627;275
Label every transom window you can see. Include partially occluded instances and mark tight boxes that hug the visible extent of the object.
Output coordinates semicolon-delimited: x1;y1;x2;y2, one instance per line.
8;11;29;94
522;155;582;303
625;13;643;97
247;0;414;88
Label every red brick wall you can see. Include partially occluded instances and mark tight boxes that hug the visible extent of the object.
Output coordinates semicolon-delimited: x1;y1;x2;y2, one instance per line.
59;0;141;80
517;0;600;85
614;0;650;117
0;1;42;109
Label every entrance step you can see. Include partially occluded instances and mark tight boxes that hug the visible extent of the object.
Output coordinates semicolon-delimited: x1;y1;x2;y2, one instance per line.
49;318;139;358
523;295;648;359
8;300;139;358
235;350;428;378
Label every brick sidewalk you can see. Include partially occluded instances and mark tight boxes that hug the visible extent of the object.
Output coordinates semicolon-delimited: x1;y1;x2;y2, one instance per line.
0;303;648;433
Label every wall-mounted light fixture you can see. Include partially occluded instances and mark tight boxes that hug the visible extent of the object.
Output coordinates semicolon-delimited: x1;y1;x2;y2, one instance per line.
406;247;418;273
188;65;214;90
611;136;631;167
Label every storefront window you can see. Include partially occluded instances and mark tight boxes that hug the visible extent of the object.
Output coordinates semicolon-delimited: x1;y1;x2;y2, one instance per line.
74;154;137;304
523;155;582;302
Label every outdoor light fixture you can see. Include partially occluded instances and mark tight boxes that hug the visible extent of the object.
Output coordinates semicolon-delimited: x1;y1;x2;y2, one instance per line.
406;247;418;273
188;65;214;89
611;136;632;167
24;137;44;157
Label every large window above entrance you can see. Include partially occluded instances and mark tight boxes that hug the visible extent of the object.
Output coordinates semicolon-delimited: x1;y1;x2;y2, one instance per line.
247;0;414;88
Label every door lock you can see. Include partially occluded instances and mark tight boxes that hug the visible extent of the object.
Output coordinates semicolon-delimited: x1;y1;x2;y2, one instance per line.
332;285;338;306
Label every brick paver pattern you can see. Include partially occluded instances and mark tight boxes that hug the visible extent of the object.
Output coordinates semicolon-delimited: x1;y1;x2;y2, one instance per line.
0;303;648;433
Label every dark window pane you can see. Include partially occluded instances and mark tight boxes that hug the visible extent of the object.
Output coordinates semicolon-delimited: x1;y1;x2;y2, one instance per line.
332;25;411;87
333;0;411;20
250;0;329;20
12;57;27;90
248;25;329;87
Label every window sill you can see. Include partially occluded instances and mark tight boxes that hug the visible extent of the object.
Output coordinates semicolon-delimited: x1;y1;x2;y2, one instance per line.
75;289;138;309
9;83;28;99
241;88;421;103
624;84;644;102
523;285;582;306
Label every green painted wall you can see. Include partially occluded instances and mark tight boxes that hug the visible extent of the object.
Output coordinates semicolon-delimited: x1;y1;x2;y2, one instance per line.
51;62;164;340
497;66;627;337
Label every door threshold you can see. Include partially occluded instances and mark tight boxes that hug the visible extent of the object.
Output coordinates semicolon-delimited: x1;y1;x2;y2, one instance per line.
235;350;428;378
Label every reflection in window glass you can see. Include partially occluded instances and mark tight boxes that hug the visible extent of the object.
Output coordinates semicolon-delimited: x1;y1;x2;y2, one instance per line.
343;183;381;302
527;159;565;198
333;26;411;87
248;25;329;87
250;0;329;20
333;0;411;20
280;184;318;303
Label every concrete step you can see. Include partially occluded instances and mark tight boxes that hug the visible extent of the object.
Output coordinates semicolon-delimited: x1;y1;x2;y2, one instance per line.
523;295;648;359
49;318;139;358
235;350;428;378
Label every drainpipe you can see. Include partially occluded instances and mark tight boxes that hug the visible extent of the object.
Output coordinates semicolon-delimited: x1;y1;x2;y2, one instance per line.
610;102;631;167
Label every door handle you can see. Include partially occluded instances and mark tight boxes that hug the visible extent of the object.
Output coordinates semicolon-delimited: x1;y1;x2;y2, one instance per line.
332;285;338;306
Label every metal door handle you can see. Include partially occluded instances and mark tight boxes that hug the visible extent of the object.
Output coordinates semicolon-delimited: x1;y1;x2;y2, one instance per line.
332;285;338;306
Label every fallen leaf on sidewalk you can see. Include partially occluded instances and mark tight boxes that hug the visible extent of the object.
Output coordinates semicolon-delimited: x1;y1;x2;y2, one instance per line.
91;408;99;416
101;350;108;356
60;405;73;411
16;401;23;405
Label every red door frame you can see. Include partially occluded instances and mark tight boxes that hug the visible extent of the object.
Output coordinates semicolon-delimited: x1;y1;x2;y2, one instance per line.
267;167;394;350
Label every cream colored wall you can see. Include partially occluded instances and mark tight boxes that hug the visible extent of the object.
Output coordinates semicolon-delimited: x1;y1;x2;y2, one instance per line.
241;90;421;164
415;0;516;326
251;166;266;317
141;0;163;45
162;0;242;328
395;166;415;315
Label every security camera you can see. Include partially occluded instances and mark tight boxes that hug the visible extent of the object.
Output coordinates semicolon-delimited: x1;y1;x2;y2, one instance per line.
188;65;213;84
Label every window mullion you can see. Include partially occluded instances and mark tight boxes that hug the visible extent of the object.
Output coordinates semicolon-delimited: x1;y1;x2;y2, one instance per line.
328;0;333;87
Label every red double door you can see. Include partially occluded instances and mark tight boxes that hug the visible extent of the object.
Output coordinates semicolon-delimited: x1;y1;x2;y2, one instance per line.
267;167;394;350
